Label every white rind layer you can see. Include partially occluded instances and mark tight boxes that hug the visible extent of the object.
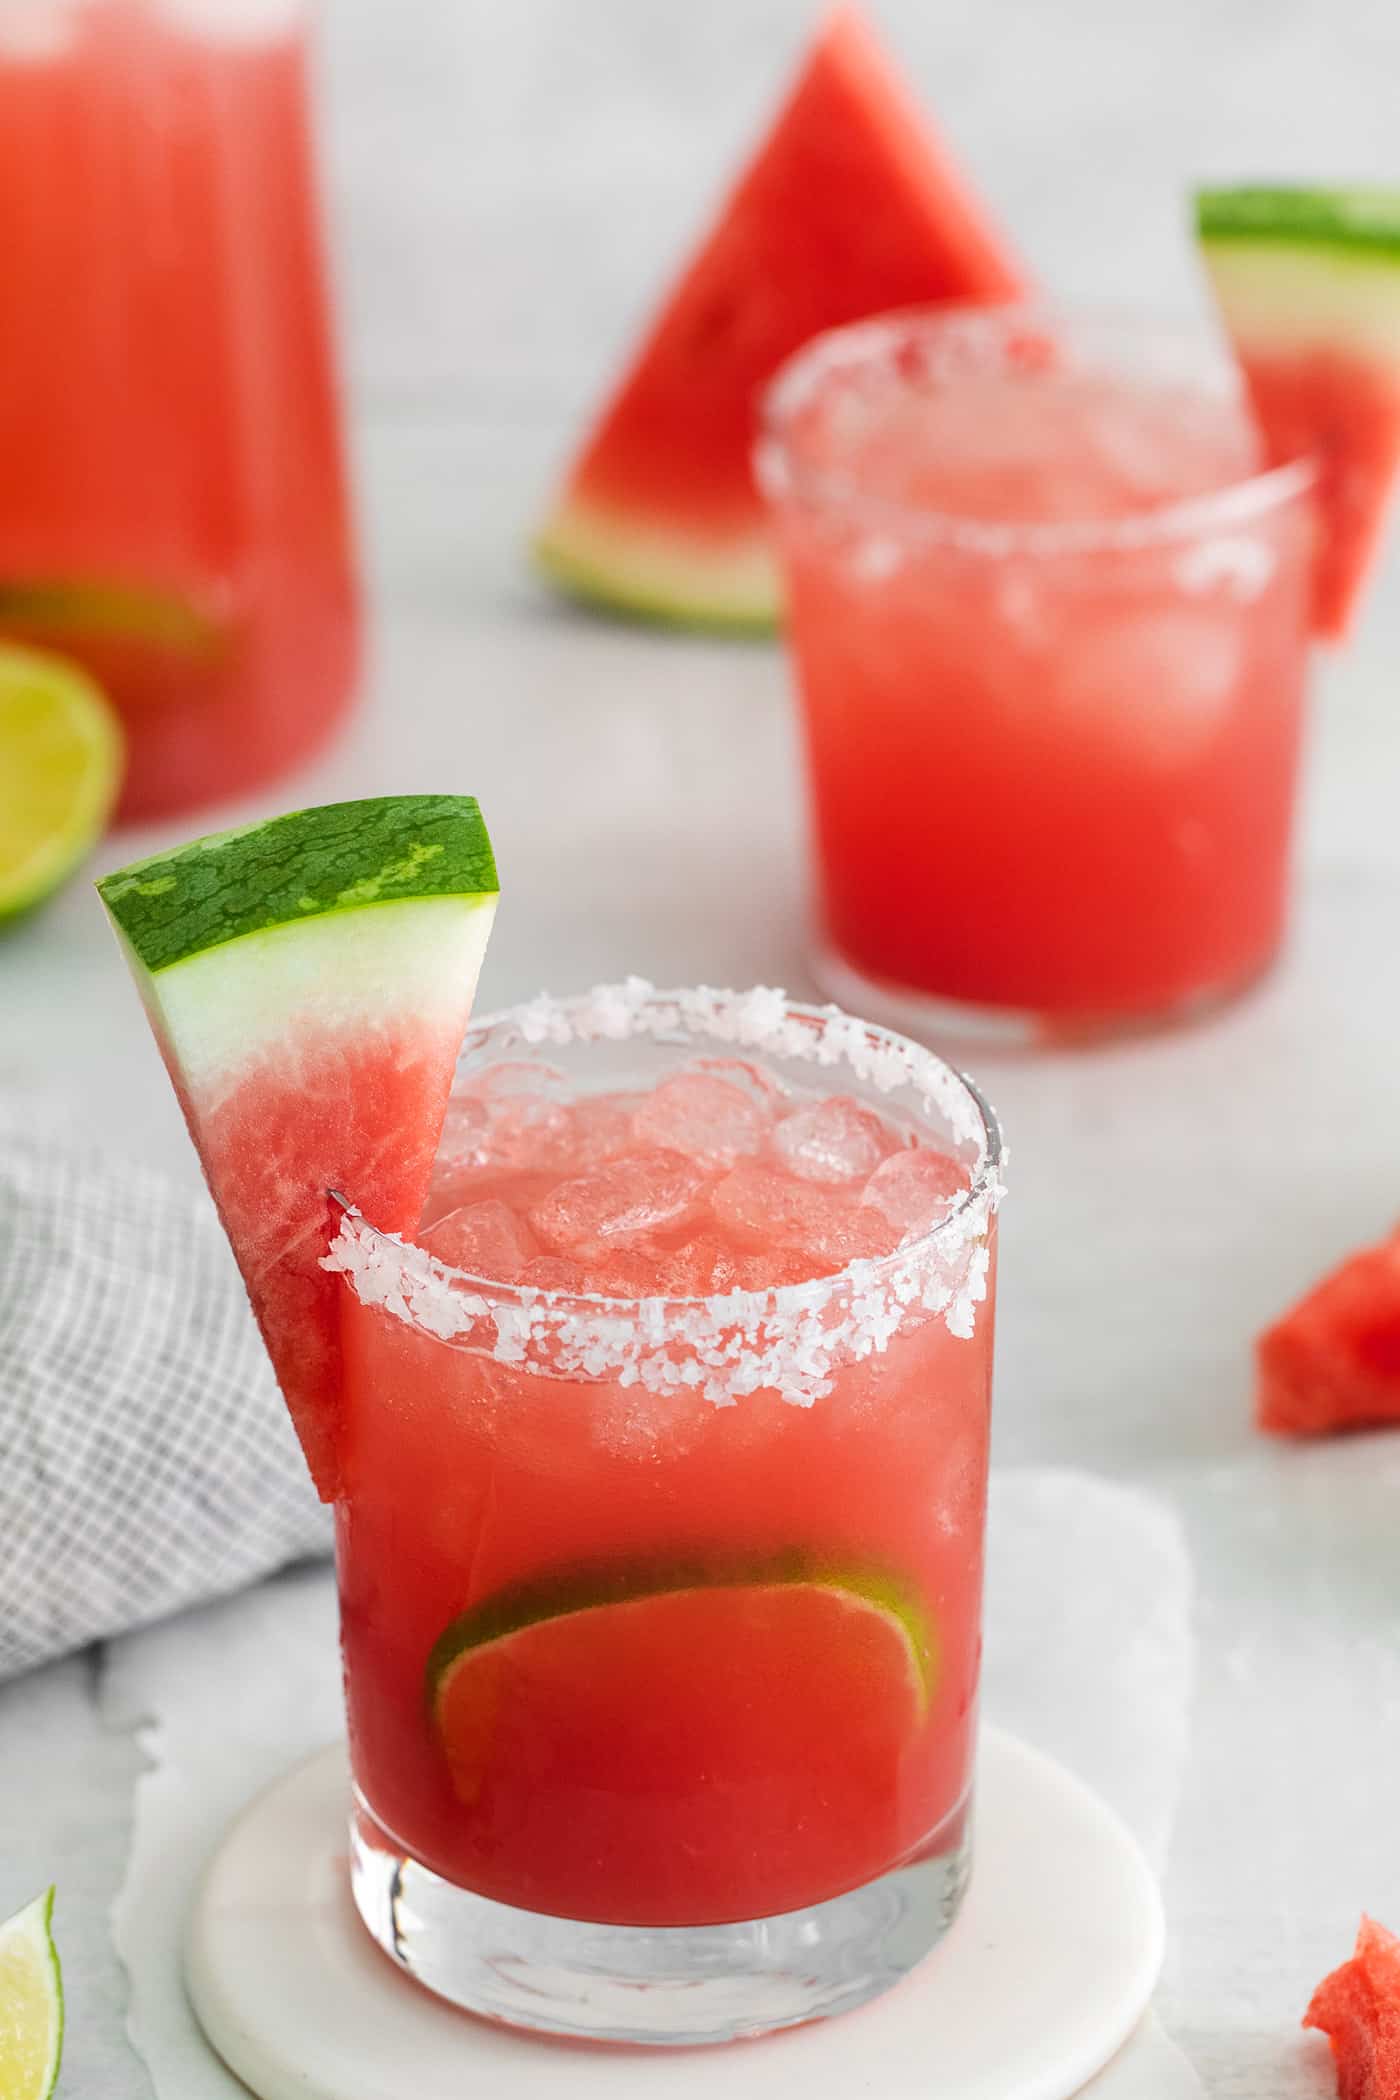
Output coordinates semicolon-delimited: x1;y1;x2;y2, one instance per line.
129;895;498;1106
1202;240;1400;358
535;500;779;629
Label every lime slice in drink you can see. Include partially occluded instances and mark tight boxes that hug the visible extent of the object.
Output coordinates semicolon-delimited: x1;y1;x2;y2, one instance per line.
0;578;224;661
427;1556;935;1810
0;1889;63;2100
0;644;123;926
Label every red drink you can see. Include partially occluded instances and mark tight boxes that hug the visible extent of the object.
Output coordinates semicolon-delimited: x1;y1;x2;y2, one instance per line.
0;0;358;820
326;987;1003;2034
759;308;1316;1037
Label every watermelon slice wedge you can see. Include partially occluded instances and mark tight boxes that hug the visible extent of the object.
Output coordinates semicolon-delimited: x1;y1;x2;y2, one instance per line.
1197;186;1400;639
98;796;498;1499
534;5;1023;632
1255;1226;1400;1437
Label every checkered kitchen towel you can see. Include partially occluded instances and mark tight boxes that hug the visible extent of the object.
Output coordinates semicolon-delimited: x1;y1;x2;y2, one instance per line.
0;1112;331;1680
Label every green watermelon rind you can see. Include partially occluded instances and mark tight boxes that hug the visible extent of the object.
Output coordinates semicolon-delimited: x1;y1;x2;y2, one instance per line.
97;795;499;977
1197;186;1400;258
532;507;780;635
426;1551;937;1720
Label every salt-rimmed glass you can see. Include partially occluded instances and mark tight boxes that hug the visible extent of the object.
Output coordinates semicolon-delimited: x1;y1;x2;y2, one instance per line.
324;981;1004;2045
756;303;1317;1043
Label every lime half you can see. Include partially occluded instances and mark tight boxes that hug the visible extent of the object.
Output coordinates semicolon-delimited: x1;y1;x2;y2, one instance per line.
0;1889;63;2100
0;645;123;926
427;1556;935;1809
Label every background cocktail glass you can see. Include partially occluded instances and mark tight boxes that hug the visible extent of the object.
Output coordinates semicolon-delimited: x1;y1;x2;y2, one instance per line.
758;305;1316;1042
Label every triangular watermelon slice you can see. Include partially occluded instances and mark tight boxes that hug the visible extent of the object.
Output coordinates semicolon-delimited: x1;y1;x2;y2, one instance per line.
1197;186;1400;639
98;796;498;1499
1256;1225;1400;1437
534;5;1023;631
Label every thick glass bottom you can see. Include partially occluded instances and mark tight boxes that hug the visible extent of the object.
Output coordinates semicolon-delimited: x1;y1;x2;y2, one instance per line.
811;938;1278;1053
349;1790;972;2046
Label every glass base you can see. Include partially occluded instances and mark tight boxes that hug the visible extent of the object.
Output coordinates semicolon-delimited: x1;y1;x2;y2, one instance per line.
810;938;1277;1053
349;1792;972;2046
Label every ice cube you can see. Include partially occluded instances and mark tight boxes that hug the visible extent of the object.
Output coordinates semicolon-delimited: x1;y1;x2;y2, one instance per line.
861;1148;969;1236
691;1058;789;1110
632;1072;768;1167
577;1241;670;1299
519;1254;587;1294
436;1094;491;1170
772;1096;899;1184
1054;607;1243;768
420;1199;537;1282
530;1151;710;1257
734;1247;831;1292
467;1060;571;1106
654;1233;743;1297
712;1164;899;1273
456;1060;573;1171
566;1093;643;1167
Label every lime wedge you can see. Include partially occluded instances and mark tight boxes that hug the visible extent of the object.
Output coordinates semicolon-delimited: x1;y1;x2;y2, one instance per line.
0;645;123;926
0;578;224;659
0;1890;63;2100
427;1556;935;1810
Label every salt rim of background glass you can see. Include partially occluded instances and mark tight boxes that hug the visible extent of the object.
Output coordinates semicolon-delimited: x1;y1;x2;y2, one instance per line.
754;301;1317;561
322;982;1006;1405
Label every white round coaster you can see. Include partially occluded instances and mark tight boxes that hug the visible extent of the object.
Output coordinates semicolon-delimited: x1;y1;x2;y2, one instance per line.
187;1728;1163;2100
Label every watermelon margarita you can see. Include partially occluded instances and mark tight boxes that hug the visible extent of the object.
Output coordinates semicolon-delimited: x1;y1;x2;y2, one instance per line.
0;0;358;821
326;983;1003;2040
758;306;1317;1037
100;808;1003;2044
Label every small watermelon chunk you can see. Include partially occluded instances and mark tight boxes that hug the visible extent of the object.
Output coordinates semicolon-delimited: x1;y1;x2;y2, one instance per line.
535;5;1023;631
1256;1228;1400;1437
98;797;498;1499
1304;1916;1400;2100
1197;186;1400;639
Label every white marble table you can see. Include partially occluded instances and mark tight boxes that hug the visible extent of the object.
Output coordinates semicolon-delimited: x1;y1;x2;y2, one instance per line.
5;4;1400;2093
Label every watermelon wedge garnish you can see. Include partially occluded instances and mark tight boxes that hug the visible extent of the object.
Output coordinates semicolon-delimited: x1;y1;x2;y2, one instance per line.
98;796;498;1498
1255;1226;1400;1437
426;1554;934;1923
534;4;1023;632
1197;186;1400;638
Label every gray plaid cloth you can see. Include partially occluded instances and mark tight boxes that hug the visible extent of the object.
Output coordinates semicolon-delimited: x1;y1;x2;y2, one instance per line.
0;1113;331;1680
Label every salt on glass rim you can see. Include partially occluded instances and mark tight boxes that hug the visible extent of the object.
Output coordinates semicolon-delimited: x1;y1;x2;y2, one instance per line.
754;299;1317;560
321;981;1007;1408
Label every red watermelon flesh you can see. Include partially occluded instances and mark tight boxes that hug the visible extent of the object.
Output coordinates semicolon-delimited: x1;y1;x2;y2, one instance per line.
534;5;1024;629
1304;1916;1400;2100
1197;188;1400;641
1232;345;1400;639
98;797;499;1502
1256;1228;1400;1437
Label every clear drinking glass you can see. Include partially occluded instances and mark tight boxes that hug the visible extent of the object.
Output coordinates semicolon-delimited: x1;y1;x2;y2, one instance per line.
324;985;1005;2045
756;305;1317;1043
0;0;358;820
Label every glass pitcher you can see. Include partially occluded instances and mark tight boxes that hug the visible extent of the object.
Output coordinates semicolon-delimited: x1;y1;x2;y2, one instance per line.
0;0;359;820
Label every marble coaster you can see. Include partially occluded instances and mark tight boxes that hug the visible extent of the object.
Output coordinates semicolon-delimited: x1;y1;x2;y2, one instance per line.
186;1728;1163;2100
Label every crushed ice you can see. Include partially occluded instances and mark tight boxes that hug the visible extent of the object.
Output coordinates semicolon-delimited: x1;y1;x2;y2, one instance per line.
322;983;1006;1406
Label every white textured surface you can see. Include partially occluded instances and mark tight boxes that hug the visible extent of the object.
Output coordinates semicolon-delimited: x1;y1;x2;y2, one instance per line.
2;5;1400;2095
106;1475;1193;2100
